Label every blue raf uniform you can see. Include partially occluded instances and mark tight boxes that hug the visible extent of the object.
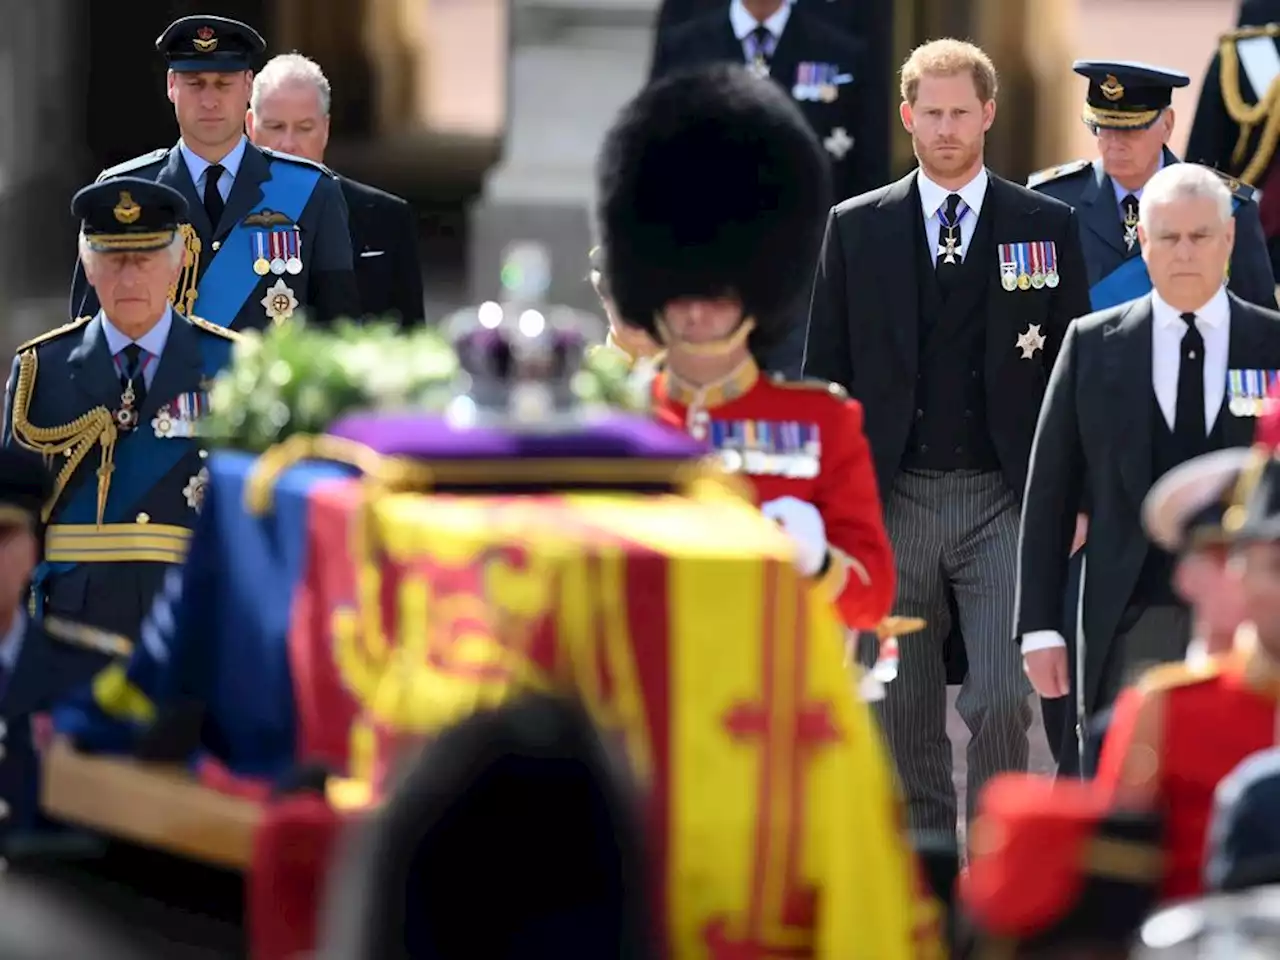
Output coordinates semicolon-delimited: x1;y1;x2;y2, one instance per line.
1;178;240;642
69;15;361;333
1028;60;1277;314
0;449;133;856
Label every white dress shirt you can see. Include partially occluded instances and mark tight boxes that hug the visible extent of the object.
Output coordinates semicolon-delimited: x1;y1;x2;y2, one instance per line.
917;167;989;263
728;0;792;59
1021;285;1233;656
179;134;248;206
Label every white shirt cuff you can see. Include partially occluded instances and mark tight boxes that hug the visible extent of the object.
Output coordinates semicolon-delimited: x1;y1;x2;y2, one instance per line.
1020;630;1067;655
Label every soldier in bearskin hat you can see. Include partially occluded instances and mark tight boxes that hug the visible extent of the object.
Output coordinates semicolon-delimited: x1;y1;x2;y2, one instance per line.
595;62;895;635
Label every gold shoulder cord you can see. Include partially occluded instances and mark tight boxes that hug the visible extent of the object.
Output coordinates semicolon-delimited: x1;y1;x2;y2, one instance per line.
1217;31;1280;184
167;223;202;315
10;349;117;524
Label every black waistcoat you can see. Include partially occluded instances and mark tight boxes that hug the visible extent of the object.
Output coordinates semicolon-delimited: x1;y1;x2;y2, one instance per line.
1132;392;1227;607
902;204;1000;472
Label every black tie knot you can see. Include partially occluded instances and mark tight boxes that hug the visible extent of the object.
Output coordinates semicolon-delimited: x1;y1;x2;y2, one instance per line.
752;24;772;44
121;343;143;378
942;193;963;225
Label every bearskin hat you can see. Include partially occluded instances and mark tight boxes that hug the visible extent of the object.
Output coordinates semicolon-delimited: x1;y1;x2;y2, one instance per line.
317;693;656;959
595;64;831;358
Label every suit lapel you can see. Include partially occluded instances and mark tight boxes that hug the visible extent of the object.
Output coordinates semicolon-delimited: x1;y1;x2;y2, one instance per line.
1079;160;1129;257
877;171;922;365
715;18;745;62
768;11;805;89
215;143;270;240
156;144;212;240
1223;295;1264;447
67;316;123;412
1103;297;1155;507
137;315;204;425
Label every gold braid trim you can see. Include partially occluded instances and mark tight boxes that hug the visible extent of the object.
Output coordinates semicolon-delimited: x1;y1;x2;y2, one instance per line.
243;434;433;515
168;223;202;316
1217;33;1280;183
10;350;117;524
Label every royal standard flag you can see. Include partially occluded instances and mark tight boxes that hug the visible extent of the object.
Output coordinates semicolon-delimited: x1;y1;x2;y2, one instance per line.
294;482;925;957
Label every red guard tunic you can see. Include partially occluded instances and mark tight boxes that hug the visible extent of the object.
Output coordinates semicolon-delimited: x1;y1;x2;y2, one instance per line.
1095;634;1280;901
650;357;895;631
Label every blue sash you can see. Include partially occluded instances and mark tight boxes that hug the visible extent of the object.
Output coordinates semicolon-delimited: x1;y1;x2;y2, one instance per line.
1090;196;1243;312
31;336;234;607
194;161;321;328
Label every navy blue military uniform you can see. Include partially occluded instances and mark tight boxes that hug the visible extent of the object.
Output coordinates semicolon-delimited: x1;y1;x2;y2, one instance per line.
3;179;239;640
1186;10;1280;281
1030;61;1276;314
69;16;361;333
1028;61;1276;773
0;448;132;858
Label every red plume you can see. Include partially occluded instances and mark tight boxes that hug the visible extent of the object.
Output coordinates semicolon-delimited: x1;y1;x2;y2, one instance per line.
1258;380;1280;449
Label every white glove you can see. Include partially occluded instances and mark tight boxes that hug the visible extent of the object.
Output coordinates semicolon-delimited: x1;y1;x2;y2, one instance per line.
761;496;828;578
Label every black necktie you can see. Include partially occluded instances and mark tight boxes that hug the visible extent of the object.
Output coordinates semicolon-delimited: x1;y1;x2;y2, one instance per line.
121;343;147;412
750;25;773;66
1121;193;1140;253
935;193;965;291
203;163;225;227
1174;313;1206;459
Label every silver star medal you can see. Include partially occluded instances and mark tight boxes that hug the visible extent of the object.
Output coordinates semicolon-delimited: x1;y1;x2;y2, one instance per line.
824;126;853;159
1016;324;1046;359
937;233;962;265
747;55;770;80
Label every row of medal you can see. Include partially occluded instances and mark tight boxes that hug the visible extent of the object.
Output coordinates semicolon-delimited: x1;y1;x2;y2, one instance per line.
792;61;852;103
702;419;822;480
999;241;1060;291
1227;369;1280;417
252;227;304;276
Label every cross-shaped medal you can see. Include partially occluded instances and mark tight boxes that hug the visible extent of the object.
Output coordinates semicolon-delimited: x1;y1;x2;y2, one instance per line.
937;231;962;265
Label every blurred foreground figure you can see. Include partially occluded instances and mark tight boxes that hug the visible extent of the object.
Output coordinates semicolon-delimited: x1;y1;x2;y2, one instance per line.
961;774;1162;958
1095;447;1280;901
318;694;655;959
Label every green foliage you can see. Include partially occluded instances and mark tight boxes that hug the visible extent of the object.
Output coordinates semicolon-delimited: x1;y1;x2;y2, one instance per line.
202;320;457;452
202;320;649;452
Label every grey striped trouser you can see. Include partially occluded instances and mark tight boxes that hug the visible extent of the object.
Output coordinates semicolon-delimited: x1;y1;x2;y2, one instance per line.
858;468;1031;836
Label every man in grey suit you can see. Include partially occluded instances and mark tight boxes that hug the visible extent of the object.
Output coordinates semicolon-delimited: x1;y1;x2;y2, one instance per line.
1018;163;1280;756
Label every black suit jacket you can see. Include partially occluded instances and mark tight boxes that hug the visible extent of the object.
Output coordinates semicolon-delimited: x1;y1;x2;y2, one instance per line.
803;169;1093;499
650;7;885;203
339;176;425;327
1016;293;1280;714
71;142;361;331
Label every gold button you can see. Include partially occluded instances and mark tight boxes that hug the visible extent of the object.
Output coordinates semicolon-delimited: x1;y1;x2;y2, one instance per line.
212;240;221;251
136;512;150;524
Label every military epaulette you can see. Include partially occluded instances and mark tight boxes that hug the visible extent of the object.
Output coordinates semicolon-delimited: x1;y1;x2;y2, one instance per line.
1136;657;1222;696
259;146;338;179
1026;159;1091;189
1210;167;1258;203
768;373;848;401
42;615;133;658
187;314;244;342
15;315;92;354
95;148;168;182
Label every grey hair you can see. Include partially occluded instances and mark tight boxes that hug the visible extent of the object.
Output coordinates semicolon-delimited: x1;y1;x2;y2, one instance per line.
1138;163;1234;227
251;53;331;116
78;231;185;269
